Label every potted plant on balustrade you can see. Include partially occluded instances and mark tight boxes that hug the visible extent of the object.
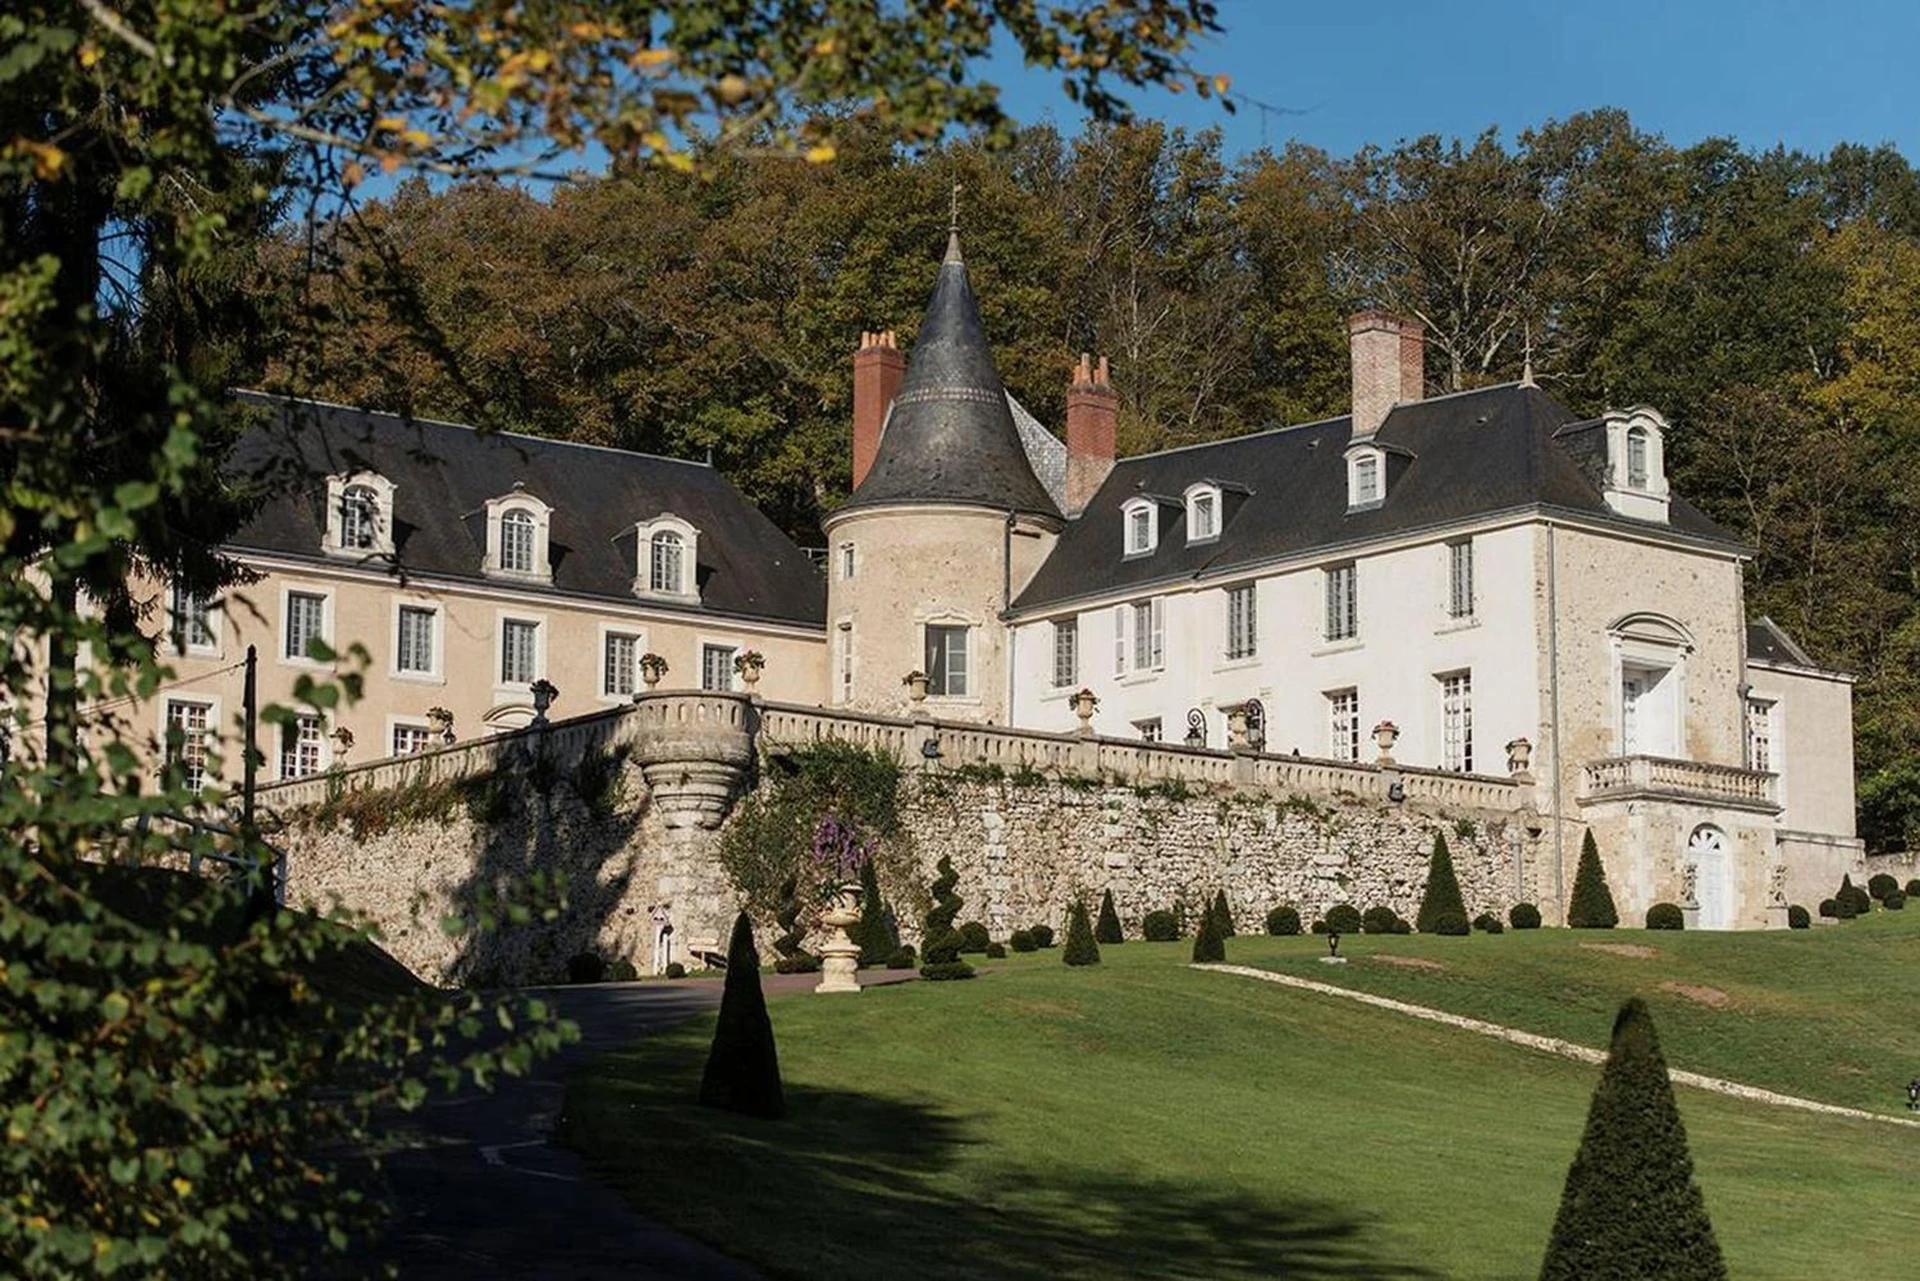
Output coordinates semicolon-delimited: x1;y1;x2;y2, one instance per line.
902;669;929;703
734;649;766;688
638;652;669;691
810;815;875;994
1070;687;1099;731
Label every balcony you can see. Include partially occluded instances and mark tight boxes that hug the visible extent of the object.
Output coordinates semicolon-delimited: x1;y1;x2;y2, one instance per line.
1579;754;1778;813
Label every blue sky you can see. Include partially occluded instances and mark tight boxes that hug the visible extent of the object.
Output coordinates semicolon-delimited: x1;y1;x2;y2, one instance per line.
990;0;1917;159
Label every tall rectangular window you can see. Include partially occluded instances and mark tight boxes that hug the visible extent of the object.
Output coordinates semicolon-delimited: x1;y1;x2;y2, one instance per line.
701;643;736;692
925;625;969;697
396;605;436;674
392;723;433;756
170;582;214;653
1052;618;1078;688
500;509;537;573
1447;540;1475;619
1226;584;1257;660
1325;564;1357;641
1328;689;1360;762
1441;672;1473;772
603;631;640;698
1190;493;1217;539
281;713;324;779
1126;506;1153;554
1746;697;1776;773
839;543;855;580
1627;427;1650;488
165;699;212;792
285;591;326;660
1353;455;1380;504
501;618;539;685
837;623;854;703
1131;599;1164;671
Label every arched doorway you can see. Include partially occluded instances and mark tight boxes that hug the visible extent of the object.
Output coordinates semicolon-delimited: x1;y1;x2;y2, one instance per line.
1688;826;1730;930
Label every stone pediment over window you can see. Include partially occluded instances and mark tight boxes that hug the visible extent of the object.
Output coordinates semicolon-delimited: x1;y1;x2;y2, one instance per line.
323;471;396;559
633;513;701;602
483;484;555;583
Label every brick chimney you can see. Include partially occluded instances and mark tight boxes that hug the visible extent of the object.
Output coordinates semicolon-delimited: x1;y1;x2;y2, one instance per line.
1349;311;1425;439
851;330;905;489
1065;353;1118;516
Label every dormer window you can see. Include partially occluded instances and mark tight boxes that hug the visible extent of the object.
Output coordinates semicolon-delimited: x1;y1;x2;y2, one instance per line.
1600;408;1671;523
634;514;700;600
322;471;396;558
483;486;554;582
1346;447;1384;510
1185;484;1220;542
1122;498;1158;555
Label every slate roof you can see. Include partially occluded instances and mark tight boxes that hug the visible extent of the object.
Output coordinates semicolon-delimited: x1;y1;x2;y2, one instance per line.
1009;395;1068;512
225;392;826;627
1013;382;1745;614
839;233;1060;519
1746;617;1818;669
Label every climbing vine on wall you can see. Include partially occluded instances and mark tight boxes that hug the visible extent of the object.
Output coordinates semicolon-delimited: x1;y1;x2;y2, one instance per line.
717;741;904;920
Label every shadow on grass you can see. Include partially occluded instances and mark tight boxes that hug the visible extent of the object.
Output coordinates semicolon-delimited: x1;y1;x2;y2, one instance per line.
562;1032;1436;1281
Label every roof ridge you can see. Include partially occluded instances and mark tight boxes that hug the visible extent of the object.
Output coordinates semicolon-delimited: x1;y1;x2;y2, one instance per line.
230;389;715;471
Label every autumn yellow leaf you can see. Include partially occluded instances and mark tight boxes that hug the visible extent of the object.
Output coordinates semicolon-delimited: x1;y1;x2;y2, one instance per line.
1213;74;1231;94
78;42;102;68
805;143;837;164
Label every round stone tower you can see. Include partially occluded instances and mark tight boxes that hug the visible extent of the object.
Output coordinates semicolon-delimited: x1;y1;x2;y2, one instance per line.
823;231;1063;723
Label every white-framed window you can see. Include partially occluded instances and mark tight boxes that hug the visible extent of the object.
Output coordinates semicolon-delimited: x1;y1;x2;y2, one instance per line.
701;643;737;692
484;487;554;581
164;698;213;792
1447;540;1475;620
1350;452;1381;506
1325;564;1357;641
837;622;854;704
500;510;537;573
500;617;540;686
1626;426;1650;489
1328;689;1360;762
839;543;855;580
1226;584;1256;660
323;471;395;557
1122;498;1157;555
284;590;327;662
1746;697;1776;773
1130;598;1165;672
1440;671;1473;772
169;581;216;654
280;713;325;780
1135;718;1162;742
925;625;969;697
1185;485;1220;542
396;605;436;676
1052;618;1078;688
603;630;642;698
649;532;684;594
392;722;433;756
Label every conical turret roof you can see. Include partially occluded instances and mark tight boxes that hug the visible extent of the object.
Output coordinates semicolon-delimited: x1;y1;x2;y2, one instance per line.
840;233;1060;518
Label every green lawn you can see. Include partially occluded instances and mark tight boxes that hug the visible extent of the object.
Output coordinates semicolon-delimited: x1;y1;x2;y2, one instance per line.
1233;909;1920;1114
562;929;1920;1281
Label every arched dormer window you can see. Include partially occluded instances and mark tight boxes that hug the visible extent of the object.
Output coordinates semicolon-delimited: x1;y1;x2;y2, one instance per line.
1602;408;1671;523
1184;484;1221;543
323;471;396;558
1346;446;1384;510
634;514;700;600
483;486;554;582
1121;497;1158;556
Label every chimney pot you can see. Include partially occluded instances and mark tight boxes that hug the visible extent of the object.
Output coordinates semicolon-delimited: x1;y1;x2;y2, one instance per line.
1065;353;1119;516
852;330;907;489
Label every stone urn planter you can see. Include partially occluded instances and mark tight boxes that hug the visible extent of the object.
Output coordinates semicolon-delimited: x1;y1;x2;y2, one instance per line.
903;670;929;704
426;706;455;745
1505;737;1533;775
1071;687;1099;735
815;882;863;994
1372;720;1399;762
734;650;765;689
640;652;667;690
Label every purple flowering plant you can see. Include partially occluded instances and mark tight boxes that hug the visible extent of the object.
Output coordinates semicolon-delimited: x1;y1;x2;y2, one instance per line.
810;815;875;896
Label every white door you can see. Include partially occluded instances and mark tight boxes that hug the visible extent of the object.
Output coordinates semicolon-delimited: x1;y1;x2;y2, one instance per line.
1689;827;1730;930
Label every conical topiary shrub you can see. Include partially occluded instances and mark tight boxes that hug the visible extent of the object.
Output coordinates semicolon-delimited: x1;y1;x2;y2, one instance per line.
849;859;895;968
1539;998;1726;1280
1416;831;1468;934
697;912;785;1120
1095;889;1125;944
1209;888;1235;937
1063;899;1101;966
919;856;975;981
1191;903;1226;963
1567;830;1620;929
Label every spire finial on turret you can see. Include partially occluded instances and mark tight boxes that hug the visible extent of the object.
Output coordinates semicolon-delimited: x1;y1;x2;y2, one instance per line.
1521;320;1536;387
943;182;965;264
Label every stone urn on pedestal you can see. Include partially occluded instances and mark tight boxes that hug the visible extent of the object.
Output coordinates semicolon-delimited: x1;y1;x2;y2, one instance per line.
1505;736;1533;779
639;652;668;691
903;669;929;706
815;882;863;994
1372;720;1399;765
734;650;765;691
1071;687;1099;737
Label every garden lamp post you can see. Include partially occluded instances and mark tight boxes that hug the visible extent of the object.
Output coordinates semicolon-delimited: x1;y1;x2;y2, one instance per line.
1907;1078;1919;1112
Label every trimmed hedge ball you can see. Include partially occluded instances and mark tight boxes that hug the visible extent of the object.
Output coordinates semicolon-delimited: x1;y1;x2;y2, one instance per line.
1787;904;1811;929
1009;929;1037;953
1324;903;1363;935
1142;910;1180;942
1472;912;1505;934
1509;903;1543;930
1265;905;1302;936
1645;902;1685;930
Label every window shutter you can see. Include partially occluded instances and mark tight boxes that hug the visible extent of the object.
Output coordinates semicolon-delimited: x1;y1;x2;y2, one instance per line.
1150;598;1165;668
1113;605;1127;676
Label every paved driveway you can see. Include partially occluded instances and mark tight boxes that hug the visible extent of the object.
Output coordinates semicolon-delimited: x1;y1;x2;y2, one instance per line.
374;971;909;1278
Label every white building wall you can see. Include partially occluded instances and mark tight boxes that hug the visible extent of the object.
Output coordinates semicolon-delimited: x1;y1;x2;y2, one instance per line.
1010;523;1539;774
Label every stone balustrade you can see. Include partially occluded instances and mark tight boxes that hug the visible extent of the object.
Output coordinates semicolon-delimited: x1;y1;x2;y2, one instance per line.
1579;753;1779;812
